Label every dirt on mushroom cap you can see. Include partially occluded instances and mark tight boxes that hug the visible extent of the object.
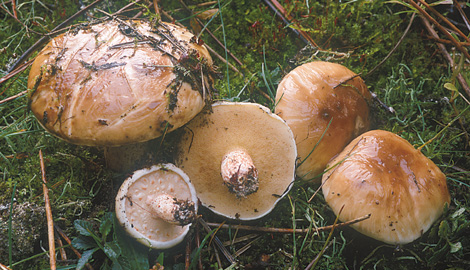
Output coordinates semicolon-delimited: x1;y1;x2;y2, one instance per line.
321;130;451;245
27;19;214;146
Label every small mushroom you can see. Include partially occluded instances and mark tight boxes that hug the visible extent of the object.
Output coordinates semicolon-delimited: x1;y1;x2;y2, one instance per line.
321;130;451;245
175;102;297;220
115;164;198;249
27;19;214;172
275;61;371;181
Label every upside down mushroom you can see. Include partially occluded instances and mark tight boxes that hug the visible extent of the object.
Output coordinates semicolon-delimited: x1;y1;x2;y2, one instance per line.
275;61;371;182
27;18;214;172
322;130;451;245
175;102;297;220
115;164;198;249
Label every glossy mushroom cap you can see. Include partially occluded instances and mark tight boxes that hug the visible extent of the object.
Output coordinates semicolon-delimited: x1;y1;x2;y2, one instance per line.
115;164;198;249
27;19;213;146
175;102;297;220
322;130;451;245
275;61;371;181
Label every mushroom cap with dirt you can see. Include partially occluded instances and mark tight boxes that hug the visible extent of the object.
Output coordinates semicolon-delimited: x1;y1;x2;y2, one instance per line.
175;102;297;220
115;163;198;249
27;19;214;170
275;61;372;182
321;130;451;245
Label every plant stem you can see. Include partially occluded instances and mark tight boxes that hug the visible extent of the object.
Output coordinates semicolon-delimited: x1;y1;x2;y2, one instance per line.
39;150;56;270
206;213;370;234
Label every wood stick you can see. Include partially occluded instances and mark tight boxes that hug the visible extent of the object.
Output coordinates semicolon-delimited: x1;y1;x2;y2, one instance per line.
420;15;470;97
206;213;371;234
176;0;244;67
39;150;56;270
0;90;27;105
407;0;470;61
416;0;470;43
54;225;94;270
56;237;67;261
199;218;236;264
264;0;319;48
0;59;34;86
160;9;241;75
0;262;13;270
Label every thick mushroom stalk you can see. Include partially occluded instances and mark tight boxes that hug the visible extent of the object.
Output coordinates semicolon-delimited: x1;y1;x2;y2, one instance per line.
148;193;196;226
220;150;259;198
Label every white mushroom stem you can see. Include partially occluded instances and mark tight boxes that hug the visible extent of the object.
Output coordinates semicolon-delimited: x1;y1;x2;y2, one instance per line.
147;193;196;226
220;149;259;198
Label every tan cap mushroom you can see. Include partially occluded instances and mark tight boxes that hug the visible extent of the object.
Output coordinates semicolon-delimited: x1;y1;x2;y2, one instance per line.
115;164;198;249
175;102;297;220
321;130;451;245
27;19;214;171
275;61;371;181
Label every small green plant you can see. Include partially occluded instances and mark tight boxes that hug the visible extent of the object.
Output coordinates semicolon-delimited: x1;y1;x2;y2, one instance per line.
424;204;470;266
71;212;149;270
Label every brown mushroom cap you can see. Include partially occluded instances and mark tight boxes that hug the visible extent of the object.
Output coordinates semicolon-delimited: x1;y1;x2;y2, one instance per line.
27;19;213;146
175;102;297;220
275;61;371;181
115;164;198;249
322;130;451;245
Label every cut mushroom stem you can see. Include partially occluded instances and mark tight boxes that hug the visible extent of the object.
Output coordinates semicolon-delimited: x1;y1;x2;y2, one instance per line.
148;193;196;226
220;149;259;198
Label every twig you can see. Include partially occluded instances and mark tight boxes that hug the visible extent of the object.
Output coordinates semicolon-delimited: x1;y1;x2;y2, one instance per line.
39;150;56;270
420;15;470;97
407;0;470;61
160;9;241;75
176;0;244;67
206;213;371;234
0;59;34;86
153;0;160;16
365;12;416;77
56;237;67;261
205;44;241;74
185;238;191;270
416;0;470;43
195;222;203;270
305;240;333;270
305;205;344;270
0;90;27;105
8;0;105;73
54;225;94;270
263;0;319;48
425;35;470;46
0;262;13;270
0;4;41;36
453;0;470;32
199;218;236;265
115;0;142;15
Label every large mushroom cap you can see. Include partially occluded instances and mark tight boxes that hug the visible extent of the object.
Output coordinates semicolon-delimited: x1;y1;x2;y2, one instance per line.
27;19;213;146
275;61;371;181
175;102;297;220
115;164;198;249
322;130;451;245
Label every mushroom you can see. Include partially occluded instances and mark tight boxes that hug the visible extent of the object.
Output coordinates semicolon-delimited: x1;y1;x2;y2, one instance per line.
27;19;214;172
175;102;297;220
275;61;371;181
115;163;198;249
321;130;451;245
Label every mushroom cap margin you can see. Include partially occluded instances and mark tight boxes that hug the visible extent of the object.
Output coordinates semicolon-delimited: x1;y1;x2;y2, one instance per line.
175;101;297;220
321;130;451;245
115;163;198;249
